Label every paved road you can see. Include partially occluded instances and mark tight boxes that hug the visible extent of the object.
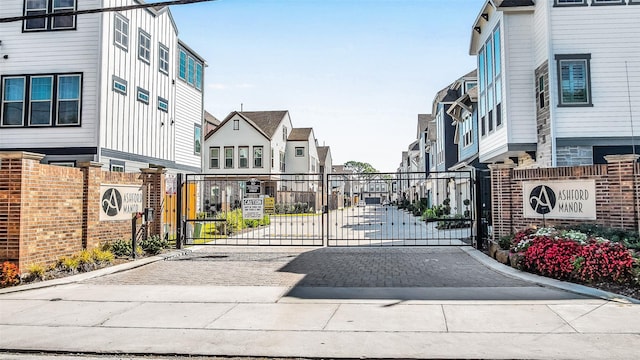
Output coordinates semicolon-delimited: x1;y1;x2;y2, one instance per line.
1;246;639;359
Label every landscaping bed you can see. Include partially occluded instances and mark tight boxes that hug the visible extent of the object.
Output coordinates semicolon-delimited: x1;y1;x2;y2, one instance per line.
491;225;640;300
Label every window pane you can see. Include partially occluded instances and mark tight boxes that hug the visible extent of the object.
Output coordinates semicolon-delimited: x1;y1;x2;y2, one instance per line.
561;60;588;103
196;63;203;90
30;101;52;125
30;76;52;125
54;0;75;7
59;75;80;99
478;48;485;92
239;147;248;168
493;28;501;76
31;76;52;101
179;51;186;79
4;78;25;101
486;40;493;83
188;57;195;85
57;101;79;124
3;103;24;126
2;78;25;126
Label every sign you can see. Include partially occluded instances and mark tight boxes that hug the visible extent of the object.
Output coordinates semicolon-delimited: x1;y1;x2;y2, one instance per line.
100;185;143;221
264;197;275;214
245;178;261;194
523;180;596;220
242;198;264;219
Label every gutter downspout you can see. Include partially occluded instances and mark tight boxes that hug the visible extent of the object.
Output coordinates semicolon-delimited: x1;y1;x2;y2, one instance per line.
546;0;558;167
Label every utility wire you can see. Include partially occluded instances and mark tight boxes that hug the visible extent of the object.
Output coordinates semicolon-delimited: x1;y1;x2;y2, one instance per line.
0;0;216;23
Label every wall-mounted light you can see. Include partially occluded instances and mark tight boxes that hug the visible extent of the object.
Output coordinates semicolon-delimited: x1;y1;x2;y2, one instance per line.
474;27;482;34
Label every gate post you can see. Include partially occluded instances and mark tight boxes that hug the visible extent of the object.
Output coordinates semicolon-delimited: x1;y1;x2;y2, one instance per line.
175;173;183;250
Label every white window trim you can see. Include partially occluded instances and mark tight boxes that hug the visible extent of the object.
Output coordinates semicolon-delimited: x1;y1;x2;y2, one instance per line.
137;87;149;104
112;76;127;95
157;96;168;112
1;76;26;127
114;14;129;51
28;75;54;127
238;146;249;168
159;43;169;74
209;147;220;169
138;29;151;64
56;74;81;126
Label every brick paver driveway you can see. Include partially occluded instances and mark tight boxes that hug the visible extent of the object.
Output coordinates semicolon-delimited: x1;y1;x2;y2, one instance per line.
83;246;586;300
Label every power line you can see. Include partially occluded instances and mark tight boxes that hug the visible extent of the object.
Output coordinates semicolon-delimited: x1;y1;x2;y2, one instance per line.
0;0;216;23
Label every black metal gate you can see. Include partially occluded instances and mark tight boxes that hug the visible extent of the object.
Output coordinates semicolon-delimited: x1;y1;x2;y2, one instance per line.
178;173;324;246
326;171;474;246
175;171;478;247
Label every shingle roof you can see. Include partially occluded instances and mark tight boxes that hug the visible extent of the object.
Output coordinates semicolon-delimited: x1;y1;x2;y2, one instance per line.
317;146;330;164
239;111;289;138
204;111;220;126
288;128;313;141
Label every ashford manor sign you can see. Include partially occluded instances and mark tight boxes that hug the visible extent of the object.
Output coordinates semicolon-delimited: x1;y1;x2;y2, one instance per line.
523;180;596;220
99;184;143;221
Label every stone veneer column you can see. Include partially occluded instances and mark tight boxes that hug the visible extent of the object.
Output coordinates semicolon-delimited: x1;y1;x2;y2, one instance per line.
78;161;103;249
604;154;640;231
488;162;516;239
140;167;166;237
0;152;45;269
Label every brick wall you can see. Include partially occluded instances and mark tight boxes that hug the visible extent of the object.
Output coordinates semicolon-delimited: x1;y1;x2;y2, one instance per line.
490;155;639;238
0;152;165;272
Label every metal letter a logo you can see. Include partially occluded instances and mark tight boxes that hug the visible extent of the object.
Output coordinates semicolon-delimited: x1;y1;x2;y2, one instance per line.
529;185;556;215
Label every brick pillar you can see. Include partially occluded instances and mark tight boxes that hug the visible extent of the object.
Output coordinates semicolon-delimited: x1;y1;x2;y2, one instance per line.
140;167;166;237
79;161;103;249
604;154;640;231
489;162;516;239
0;152;44;270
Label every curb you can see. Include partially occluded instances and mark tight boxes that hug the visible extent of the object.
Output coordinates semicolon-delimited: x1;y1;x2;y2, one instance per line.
0;248;192;295
462;247;640;304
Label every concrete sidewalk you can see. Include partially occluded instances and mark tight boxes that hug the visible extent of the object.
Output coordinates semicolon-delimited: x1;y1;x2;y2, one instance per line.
0;247;639;359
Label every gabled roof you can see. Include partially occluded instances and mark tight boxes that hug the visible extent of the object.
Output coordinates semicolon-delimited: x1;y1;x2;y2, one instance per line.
288;128;313;141
417;114;433;136
240;111;289;138
317;146;330;165
204;111;220;126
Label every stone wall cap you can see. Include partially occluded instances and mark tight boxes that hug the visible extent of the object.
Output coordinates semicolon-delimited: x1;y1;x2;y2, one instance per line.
77;161;103;168
0;151;45;161
604;154;640;163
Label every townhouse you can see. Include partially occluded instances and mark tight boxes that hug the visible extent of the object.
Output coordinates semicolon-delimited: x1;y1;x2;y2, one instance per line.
0;0;205;174
470;0;640;167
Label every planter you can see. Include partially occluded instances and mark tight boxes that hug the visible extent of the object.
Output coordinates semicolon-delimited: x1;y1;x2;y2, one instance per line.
488;240;500;259
495;249;510;264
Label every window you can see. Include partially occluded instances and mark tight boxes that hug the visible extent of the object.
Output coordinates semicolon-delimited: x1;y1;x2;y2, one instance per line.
271;149;275;167
477;24;503;136
110;160;125;172
178;48;204;91
114;14;129;50
209;147;219;168
225;147;234;168
24;0;76;31
254;146;263;168
187;57;195;85
112;76;127;95
29;76;53;126
282;126;287;141
556;54;592;106
137;88;149;104
194;124;201;155
138;29;151;63
295;147;304;157
1;73;81;127
538;76;546;108
591;0;623;4
233;119;239;130
2;77;25;127
279;151;286;172
179;50;187;80
196;63;203;90
239;146;249;168
159;44;169;74
158;97;168;112
554;0;587;5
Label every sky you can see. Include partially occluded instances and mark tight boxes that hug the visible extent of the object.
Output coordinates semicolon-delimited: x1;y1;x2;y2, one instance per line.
170;0;485;172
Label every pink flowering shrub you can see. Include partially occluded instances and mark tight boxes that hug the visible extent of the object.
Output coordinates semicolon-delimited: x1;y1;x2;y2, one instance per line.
511;228;636;284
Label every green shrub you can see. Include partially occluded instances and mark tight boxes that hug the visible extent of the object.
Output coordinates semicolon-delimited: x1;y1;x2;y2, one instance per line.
498;235;513;250
139;235;169;255
25;263;46;281
110;239;133;257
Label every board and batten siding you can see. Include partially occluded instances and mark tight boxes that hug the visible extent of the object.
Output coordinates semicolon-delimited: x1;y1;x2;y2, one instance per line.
533;0;550;68
503;13;536;145
0;0;102;149
99;1;178;168
550;4;640;139
203;115;271;175
271;115;293;175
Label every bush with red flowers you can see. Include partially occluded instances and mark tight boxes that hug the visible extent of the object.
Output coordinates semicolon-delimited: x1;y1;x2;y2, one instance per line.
509;227;638;286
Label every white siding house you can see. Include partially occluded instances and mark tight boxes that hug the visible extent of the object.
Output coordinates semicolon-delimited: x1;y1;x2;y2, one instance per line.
470;0;640;167
0;0;205;174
